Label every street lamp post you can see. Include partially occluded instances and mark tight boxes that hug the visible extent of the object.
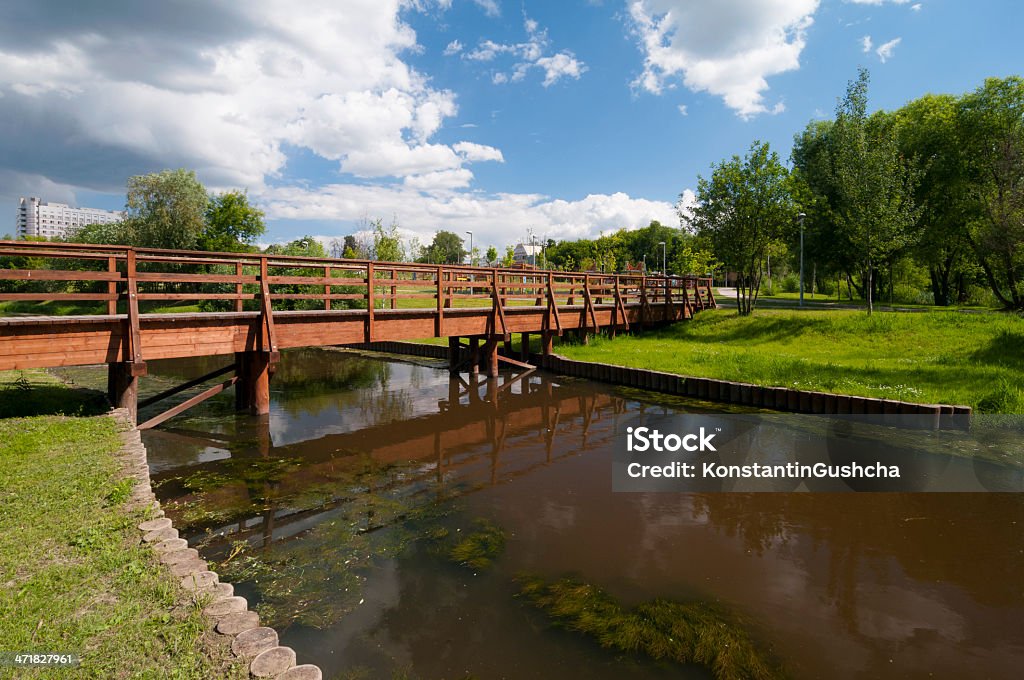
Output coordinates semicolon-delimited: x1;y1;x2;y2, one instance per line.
531;235;537;268
658;241;666;275
465;231;473;266
798;213;806;306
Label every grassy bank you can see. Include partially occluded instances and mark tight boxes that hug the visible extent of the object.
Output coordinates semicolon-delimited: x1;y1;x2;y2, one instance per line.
0;383;245;677
557;309;1024;412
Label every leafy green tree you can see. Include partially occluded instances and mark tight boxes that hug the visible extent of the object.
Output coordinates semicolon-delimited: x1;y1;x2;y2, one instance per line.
685;140;794;315
372;218;404;262
501;245;516;267
123;168;208;249
201;190;265;252
827;69;918;313
895;94;975;305
418;230;465;264
485;245;498;265
957;76;1024;309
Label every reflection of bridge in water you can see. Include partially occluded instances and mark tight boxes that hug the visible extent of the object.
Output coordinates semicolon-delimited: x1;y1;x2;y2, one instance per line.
149;373;630;552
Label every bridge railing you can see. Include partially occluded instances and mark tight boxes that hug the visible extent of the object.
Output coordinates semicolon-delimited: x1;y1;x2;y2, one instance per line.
0;240;715;318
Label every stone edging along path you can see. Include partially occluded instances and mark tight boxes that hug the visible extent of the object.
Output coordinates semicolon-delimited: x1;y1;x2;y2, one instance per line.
353;341;972;419
112;409;322;680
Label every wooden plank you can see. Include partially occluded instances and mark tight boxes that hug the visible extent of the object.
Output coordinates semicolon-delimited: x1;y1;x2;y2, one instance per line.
137;376;239;430
235;262;244;313
0;268;123;282
135;272;258;284
496;354;534;370
259;256;278;355
126;250;145;371
436;265;444;336
107;257;118;315
0;293;119;301
366;262;375;343
324;265;332;311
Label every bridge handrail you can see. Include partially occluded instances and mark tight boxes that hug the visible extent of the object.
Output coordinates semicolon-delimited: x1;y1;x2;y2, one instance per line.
0;240;715;316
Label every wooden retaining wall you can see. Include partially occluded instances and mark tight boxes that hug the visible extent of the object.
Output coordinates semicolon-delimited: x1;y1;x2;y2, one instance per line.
349;342;973;419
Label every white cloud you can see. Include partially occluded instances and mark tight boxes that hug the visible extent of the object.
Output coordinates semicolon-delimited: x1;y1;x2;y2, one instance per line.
453;142;505;163
677;104;688;115
876;37;901;62
259;184;680;245
471;0;501;17
845;0;910;5
629;0;819;118
911;3;922;10
463;15;586;87
443;40;463;56
0;0;499;194
861;35;873;52
535;52;587;87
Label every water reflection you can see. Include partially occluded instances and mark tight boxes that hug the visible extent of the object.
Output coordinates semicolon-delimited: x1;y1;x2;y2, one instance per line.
127;348;1024;680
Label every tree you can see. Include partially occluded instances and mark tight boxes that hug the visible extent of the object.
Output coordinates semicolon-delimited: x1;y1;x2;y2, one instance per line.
123;168;208;249
485;245;498;265
372;218;404;262
685;140;793;315
895;94;974;305
419;230;465;264
201;190;265;252
957;76;1024;309
501;245;516;267
827;69;918;313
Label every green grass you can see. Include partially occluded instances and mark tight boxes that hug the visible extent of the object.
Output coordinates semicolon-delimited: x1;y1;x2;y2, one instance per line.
517;575;781;680
0;370;109;419
0;414;247;678
557;308;1024;412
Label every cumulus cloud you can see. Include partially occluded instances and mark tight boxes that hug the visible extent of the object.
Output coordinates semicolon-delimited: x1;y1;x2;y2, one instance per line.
260;184;680;245
629;0;819;118
471;0;501;16
0;0;502;197
463;15;587;87
443;40;463;55
453;142;505;163
861;35;873;52
845;0;911;5
875;37;901;62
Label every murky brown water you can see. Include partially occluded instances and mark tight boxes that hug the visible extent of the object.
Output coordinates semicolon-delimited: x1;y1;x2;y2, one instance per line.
94;348;1024;679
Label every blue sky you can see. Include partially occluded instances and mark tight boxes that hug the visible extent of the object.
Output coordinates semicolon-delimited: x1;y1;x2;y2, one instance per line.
1;1;1021;252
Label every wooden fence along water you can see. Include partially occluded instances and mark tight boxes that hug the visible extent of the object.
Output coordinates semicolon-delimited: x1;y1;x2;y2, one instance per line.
0;241;715;424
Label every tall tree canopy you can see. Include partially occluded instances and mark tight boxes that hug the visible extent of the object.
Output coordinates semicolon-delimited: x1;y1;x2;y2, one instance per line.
686;140;793;315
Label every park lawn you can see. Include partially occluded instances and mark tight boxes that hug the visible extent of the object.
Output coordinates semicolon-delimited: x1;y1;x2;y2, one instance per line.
0;377;246;678
557;308;1024;413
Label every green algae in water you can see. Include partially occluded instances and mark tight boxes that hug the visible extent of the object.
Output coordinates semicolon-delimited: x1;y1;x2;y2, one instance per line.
448;519;506;569
516;575;783;680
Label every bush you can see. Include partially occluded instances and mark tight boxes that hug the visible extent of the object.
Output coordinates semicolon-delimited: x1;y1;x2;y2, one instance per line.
780;274;800;293
813;276;835;296
891;284;932;305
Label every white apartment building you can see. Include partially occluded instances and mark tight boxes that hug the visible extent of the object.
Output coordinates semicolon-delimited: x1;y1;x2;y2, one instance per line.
16;197;124;240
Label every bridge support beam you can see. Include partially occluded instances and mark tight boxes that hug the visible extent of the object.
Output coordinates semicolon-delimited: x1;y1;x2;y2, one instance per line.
469;338;480;376
107;362;139;424
520;333;530;361
541;331;554;356
448;336;460;375
236;351;271;416
484;336;499;378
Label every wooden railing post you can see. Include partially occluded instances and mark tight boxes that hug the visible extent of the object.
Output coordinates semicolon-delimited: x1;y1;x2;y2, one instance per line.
125;249;145;373
390;268;397;310
436;265;444;337
324;265;332;311
107;256;118;315
236;262;245;313
366;262;375;342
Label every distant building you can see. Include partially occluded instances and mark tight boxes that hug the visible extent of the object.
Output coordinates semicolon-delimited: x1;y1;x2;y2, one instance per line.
16;197;124;240
513;243;542;265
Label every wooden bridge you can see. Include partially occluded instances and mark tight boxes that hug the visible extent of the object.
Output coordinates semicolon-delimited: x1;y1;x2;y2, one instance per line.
0;240;715;425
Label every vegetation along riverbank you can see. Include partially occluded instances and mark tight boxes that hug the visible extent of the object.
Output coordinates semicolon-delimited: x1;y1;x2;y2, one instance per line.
557;308;1024;413
0;371;246;678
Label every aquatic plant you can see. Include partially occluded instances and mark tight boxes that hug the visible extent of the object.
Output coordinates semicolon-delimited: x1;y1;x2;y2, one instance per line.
516;575;782;680
448;519;506;569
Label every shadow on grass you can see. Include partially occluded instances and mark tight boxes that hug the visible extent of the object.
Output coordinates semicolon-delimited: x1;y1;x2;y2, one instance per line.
0;384;109;418
969;330;1024;371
